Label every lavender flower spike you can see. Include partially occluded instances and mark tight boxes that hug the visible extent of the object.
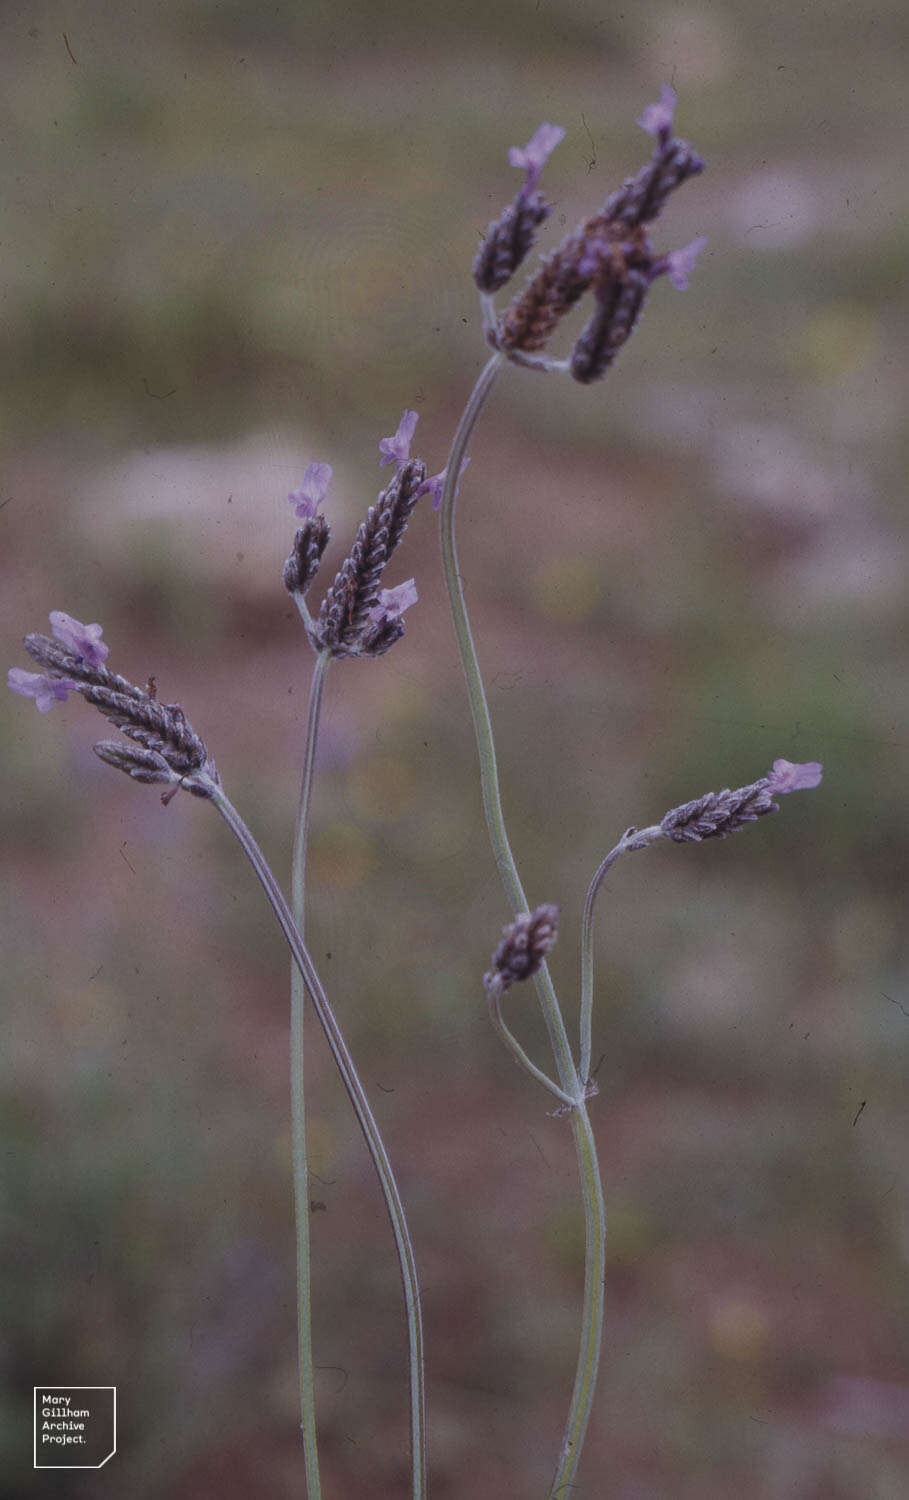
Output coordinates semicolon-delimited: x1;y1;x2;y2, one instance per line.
508;123;565;193
379;410;420;470
473;129;563;296
49;611;109;667
659;758;822;844
7;667;78;713
289;460;333;520
637;84;676;139
766;758;823;794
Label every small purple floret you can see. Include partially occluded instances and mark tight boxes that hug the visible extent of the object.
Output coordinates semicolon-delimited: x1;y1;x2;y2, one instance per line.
507;123;565;192
766;758;824;794
665;236;708;290
416;455;471;512
49;610;109;666
368;578;418;625
379;410;420;469
7;667;78;713
637;84;676;138
289;460;333;519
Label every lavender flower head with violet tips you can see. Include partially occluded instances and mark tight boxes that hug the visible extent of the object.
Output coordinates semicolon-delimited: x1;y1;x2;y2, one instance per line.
478;86;707;382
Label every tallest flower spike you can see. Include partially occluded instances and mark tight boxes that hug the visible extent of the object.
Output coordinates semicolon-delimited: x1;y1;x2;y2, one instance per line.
490;86;705;382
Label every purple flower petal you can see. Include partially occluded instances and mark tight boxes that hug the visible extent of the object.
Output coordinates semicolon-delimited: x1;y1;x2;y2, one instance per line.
368;578;418;625
379;410;420;469
665;236;708;290
766;758;824;794
637;84;676;138
507;123;565;192
7;667;77;713
289;460;333;519
49;610;109;666
416;455;470;512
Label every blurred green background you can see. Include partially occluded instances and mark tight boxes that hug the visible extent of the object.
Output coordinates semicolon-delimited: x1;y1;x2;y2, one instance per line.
2;0;908;1495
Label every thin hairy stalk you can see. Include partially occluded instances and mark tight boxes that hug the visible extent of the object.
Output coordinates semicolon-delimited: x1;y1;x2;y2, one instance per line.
437;359;606;1498
208;782;426;1500
287;646;331;1496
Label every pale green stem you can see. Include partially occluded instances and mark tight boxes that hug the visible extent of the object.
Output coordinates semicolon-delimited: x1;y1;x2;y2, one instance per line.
288;647;330;1496
487;986;577;1109
293;648;332;936
294;593;317;635
578;824;661;1085
437;355;607;1498
207;782;426;1499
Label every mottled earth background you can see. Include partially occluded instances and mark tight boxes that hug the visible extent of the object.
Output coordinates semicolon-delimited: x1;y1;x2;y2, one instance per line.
2;1;908;1496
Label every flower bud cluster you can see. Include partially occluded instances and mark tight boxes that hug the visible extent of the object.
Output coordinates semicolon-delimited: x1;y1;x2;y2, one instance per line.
484;903;560;998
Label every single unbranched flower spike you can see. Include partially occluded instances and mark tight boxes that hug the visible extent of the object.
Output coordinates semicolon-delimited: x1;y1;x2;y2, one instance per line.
659;759;823;844
283;515;330;597
285;460;333;594
49;611;109;667
7;667;79;713
473;123;564;295
507;123;566;193
289;460;333;519
484;903;560;997
314;456;426;658
379;410;420;470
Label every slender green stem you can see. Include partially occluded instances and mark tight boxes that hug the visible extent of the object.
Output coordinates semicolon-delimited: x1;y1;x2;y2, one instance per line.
287;647;331;1495
487;987;577;1108
207;782;426;1499
293;648;332;938
438;355;607;1499
293;593;317;636
550;1104;605;1500
437;354;521;913
579;825;661;1086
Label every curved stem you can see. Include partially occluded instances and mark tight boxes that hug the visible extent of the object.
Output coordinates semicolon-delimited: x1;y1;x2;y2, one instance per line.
437;357;606;1498
209;784;426;1499
579;826;661;1086
287;647;331;1495
438;353;521;913
487;988;577;1108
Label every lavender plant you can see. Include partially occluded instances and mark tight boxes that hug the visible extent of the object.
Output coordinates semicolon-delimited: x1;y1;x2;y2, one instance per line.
8;85;822;1498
